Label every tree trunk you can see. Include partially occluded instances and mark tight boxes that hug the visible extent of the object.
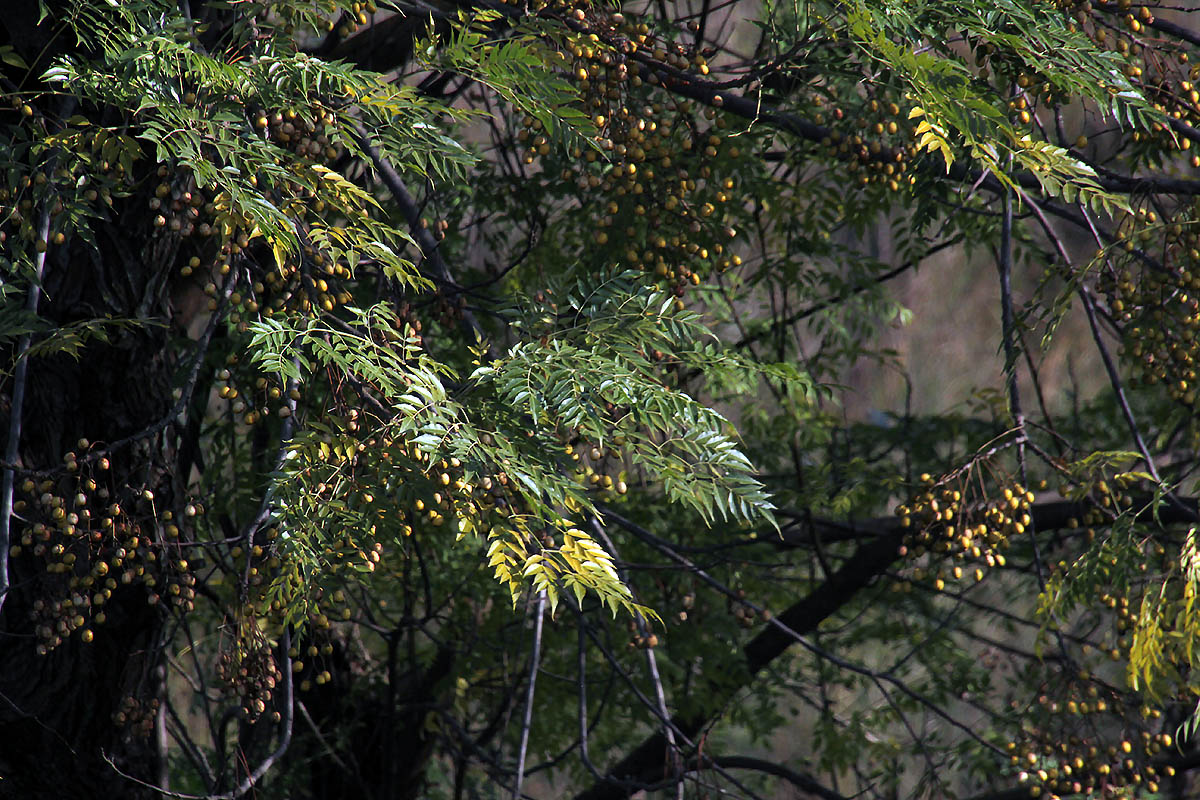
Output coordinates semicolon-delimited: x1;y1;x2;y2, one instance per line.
0;228;178;799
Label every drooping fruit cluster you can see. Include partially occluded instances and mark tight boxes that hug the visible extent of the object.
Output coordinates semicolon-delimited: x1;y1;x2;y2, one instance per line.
10;444;204;653
569;439;629;498
499;10;749;299
1010;716;1178;800
218;617;285;722
1098;211;1200;410
895;471;1031;593
112;695;160;740
288;635;341;694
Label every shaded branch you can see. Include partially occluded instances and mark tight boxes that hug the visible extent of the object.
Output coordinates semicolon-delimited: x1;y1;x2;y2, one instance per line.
353;124;490;347
695;755;848;800
624;51;1200;196
0;201;51;617
575;491;1198;800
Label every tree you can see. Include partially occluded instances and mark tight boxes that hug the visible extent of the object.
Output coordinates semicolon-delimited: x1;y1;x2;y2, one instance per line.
1;0;1199;798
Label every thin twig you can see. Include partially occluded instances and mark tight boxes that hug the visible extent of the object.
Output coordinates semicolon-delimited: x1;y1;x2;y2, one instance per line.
600;508;1010;759
513;590;546;800
695;755;848;800
164;696;218;791
0;79;79;591
0;201;51;617
1078;286;1164;486
589;516;681;795
352;124;491;350
996;176;1024;451
296;699;365;786
733;236;963;351
239;355;299;596
576;614;607;781
995;167;1057;614
1068;208;1166;489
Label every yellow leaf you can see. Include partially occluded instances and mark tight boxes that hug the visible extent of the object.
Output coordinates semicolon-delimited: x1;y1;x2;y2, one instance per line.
271;239;288;270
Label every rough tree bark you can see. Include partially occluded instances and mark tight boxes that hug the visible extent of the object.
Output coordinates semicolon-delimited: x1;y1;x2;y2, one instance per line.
0;229;178;797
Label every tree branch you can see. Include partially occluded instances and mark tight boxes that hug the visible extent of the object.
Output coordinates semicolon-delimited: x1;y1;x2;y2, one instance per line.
575;491;1199;800
625;53;1200;195
512;590;546;800
353;124;490;347
0;201;51;618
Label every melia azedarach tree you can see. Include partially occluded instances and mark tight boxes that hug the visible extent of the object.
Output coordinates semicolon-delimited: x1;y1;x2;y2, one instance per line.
2;0;1200;797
